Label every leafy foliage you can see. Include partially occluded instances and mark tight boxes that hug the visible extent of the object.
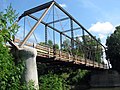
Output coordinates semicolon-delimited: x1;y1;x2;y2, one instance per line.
62;39;71;51
0;4;19;41
83;36;103;62
48;40;53;47
0;5;30;90
67;69;88;85
106;26;120;72
62;36;102;62
37;63;89;90
39;73;69;90
39;40;59;49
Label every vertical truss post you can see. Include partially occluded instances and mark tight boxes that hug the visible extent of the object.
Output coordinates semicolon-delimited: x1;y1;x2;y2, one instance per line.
19;2;54;47
94;41;97;66
104;48;110;69
93;48;95;67
23;17;26;39
45;25;47;45
91;37;94;66
53;4;56;56
70;19;74;55
101;51;103;68
96;42;99;67
82;29;87;64
60;33;62;51
60;33;62;59
53;4;55;45
107;57;110;69
95;42;97;64
82;29;85;47
89;37;92;60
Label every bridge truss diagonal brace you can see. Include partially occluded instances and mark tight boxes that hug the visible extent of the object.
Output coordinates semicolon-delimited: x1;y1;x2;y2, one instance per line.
19;2;55;47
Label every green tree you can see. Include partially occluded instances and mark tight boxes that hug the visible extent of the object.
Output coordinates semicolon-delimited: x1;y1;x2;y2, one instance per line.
39;40;59;49
75;35;102;62
62;39;72;54
54;44;59;49
0;5;19;41
106;26;120;72
0;5;29;89
48;40;53;47
39;73;69;90
87;37;102;62
75;37;84;57
39;42;45;46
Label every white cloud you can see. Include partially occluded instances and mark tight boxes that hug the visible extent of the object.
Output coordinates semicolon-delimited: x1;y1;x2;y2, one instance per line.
98;34;105;39
59;3;67;8
89;22;114;34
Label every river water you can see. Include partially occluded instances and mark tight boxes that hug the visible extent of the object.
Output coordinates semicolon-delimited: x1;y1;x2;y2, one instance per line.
88;87;120;90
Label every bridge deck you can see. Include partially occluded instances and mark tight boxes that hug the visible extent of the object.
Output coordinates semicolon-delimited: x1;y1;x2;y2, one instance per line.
13;39;108;70
36;44;107;69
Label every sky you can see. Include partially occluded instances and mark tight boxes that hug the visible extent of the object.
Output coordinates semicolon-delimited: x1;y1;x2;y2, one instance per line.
1;0;120;65
1;0;120;46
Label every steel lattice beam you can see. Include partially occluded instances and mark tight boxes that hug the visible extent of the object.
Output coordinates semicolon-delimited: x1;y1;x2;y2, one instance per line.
62;27;81;33
46;17;69;24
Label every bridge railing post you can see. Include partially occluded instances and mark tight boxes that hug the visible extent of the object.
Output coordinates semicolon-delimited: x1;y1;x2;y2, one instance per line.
59;50;61;60
48;47;50;58
53;45;56;57
68;53;70;59
85;49;87;66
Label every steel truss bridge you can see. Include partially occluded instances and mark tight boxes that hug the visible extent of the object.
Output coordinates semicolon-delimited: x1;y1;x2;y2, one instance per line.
9;1;110;70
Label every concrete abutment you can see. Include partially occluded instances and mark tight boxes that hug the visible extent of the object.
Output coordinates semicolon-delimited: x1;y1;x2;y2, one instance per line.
90;70;120;87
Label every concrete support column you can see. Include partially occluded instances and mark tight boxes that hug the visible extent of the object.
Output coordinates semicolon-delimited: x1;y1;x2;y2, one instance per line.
18;46;39;89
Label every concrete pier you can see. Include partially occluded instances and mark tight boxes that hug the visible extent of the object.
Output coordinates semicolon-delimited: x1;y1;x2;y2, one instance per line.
18;46;39;89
